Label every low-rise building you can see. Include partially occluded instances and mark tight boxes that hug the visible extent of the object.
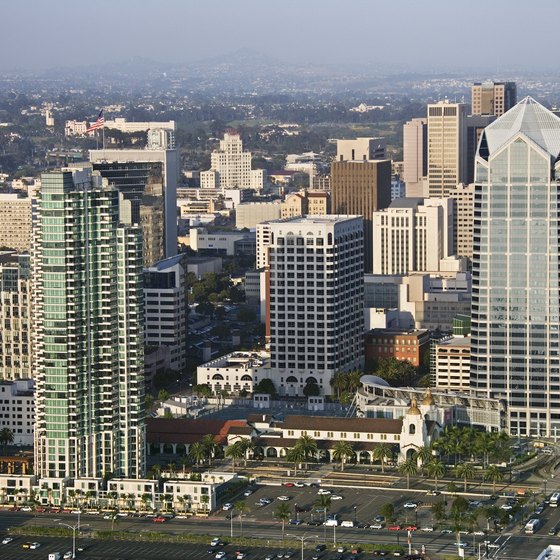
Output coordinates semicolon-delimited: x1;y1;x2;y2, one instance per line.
0;474;36;504
364;329;430;367
0;379;34;445
432;335;471;390
190;228;255;257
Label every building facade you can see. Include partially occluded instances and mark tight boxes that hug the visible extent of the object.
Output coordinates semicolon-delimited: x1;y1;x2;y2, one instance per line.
427;101;467;198
0;379;35;445
267;216;364;395
90;147;178;261
364;329;430;367
433;336;471;391
33;168;145;479
331;159;391;273
144;254;187;373
403;118;428;197
0;253;32;380
470;97;560;437
447;183;475;259
235;201;282;229
471;81;517;117
0;194;32;252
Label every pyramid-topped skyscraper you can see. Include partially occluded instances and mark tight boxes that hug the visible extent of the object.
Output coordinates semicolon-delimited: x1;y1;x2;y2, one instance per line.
471;97;560;437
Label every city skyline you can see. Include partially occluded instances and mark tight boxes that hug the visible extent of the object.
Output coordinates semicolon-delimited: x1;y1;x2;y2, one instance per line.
2;0;560;74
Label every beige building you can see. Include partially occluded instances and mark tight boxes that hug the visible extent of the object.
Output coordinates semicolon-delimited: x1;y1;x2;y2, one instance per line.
281;192;307;219
64;120;88;137
307;191;330;214
471;81;517;116
403;118;427;197
0;194;32;252
447;183;475;259
331;159;391;272
336;137;386;161
0;253;32;380
235;201;281;229
427;101;467;198
433;336;471;390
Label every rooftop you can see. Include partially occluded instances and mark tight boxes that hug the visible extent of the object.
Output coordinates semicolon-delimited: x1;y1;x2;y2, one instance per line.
437;336;471;348
388;197;424;209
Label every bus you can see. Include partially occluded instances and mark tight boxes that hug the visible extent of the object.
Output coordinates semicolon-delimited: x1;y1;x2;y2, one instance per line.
550;492;560;507
525;518;541;534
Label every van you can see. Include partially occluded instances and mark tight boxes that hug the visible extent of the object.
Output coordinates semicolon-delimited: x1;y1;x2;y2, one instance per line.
49;554;62;560
340;521;355;528
324;518;339;526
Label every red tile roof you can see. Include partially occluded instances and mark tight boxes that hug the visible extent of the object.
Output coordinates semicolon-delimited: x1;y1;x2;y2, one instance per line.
147;418;247;445
281;415;402;434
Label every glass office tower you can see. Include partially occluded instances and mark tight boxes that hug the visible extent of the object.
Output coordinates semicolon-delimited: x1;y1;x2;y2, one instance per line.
471;97;560;437
33;168;145;479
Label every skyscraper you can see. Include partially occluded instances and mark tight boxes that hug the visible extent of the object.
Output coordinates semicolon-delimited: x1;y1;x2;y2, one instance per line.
331;157;391;273
90;146;178;262
267;216;364;395
427;101;468;198
471;97;560;437
471;81;517;117
403;118;427;197
33;168;145;479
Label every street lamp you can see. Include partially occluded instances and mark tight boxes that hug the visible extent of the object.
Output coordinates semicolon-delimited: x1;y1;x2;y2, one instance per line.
353;506;357;523
230;509;235;538
287;533;318;560
59;518;89;559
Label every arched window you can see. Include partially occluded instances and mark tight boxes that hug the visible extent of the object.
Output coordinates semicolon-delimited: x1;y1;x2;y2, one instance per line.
305;376;318;385
409;424;416;435
212;374;224;381
286;376;298;383
240;374;252;381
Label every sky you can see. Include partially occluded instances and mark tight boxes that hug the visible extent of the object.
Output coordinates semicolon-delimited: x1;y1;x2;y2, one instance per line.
1;0;559;74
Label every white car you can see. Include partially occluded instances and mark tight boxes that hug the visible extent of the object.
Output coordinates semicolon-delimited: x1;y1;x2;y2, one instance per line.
30;543;41;549
243;489;253;497
294;482;305;488
421;526;434;532
1;537;13;544
330;495;343;500
371;523;384;530
64;552;73;560
473;530;485;536
223;503;234;511
211;538;221;547
216;552;227;560
317;489;331;495
20;506;32;512
403;502;418;509
277;496;291;501
500;504;513;511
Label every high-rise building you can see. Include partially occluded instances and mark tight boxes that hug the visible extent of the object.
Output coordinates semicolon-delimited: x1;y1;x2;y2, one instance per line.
403;118;428;197
427;101;468;198
201;131;264;191
331;158;391;273
471;97;560;437
267;216;364;395
447;183;475;259
336;137;386;161
144;254;188;373
464;114;496;185
89;147;178;261
0;194;33;252
372;198;454;275
33;168;145;479
471;81;517;117
0;252;32;380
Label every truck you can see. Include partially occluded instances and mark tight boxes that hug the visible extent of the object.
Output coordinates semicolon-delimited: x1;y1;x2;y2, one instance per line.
49;553;62;560
550;492;560;507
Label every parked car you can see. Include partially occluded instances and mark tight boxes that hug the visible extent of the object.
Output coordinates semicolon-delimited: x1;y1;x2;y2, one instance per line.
30;543;41;549
403;502;418;509
243;489;253;497
153;516;166;523
388;525;401;531
215;551;226;560
330;495;343;500
223;503;234;511
63;552;73;560
289;519;303;525
421;526;434;532
1;537;13;545
277;496;291;501
371;523;384;530
294;482;305;488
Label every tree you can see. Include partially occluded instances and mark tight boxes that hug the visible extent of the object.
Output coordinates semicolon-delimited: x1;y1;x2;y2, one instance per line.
375;358;416;386
295;435;318;467
379;502;395;522
398;458;418;489
431;500;446;523
225;441;245;472
238;438;256;466
253;378;277;396
372;443;393;473
413;445;434;468
189;442;207;466
275;502;292;541
485;465;504;494
451;496;469;517
303;381;320;397
285;446;306;476
157;389;170;402
455;463;476;493
201;434;219;465
426;460;446;492
0;428;14;453
235;500;250;536
332;441;354;472
193;384;212;398
315;494;332;523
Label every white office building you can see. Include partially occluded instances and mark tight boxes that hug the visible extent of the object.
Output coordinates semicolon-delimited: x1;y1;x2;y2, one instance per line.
267;216;364;395
0;379;35;445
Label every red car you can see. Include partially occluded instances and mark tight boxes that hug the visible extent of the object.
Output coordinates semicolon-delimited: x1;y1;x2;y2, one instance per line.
283;482;295;487
406;526;418;531
153;516;167;523
35;507;47;513
388;525;401;531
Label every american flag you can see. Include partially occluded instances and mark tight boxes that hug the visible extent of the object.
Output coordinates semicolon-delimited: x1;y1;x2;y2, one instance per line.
86;109;104;133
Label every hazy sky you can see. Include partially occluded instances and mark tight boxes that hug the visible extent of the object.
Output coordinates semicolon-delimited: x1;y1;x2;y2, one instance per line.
2;0;558;73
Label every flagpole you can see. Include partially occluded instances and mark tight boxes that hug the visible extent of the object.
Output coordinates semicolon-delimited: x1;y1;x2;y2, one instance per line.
102;108;105;150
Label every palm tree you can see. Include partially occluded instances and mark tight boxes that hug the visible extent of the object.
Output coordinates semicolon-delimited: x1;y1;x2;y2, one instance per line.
149;464;162;481
431;500;446;524
332;441;354;472
372;443;393;473
200;494;210;513
0;428;14;454
295;435;318;467
275;502;292;541
235;500;250;536
201;434;219;465
413;445;434;468
315;494;331;524
455;463;476;493
225;441;245;472
141;493;152;512
239;438;256;466
330;372;346;400
189;442;207;466
398;458;418;489
286;446;306;476
485;465;504;494
426;460;445;492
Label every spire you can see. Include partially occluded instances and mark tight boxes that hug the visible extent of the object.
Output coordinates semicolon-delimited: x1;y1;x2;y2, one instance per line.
407;397;422;416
